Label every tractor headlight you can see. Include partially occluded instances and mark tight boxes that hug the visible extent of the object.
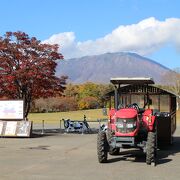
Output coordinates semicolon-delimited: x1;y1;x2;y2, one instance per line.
116;117;137;133
126;123;134;128
116;123;123;128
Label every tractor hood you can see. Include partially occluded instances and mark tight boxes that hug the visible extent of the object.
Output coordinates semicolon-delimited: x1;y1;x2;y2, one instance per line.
116;108;137;119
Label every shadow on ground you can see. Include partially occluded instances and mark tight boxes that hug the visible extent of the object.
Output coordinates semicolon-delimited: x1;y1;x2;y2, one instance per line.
157;136;180;165
106;136;180;165
32;127;98;138
32;129;180;166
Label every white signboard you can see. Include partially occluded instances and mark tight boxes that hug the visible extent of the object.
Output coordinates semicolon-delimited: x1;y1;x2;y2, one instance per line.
0;121;3;135
5;121;17;136
0;100;24;120
0;121;32;137
16;121;31;136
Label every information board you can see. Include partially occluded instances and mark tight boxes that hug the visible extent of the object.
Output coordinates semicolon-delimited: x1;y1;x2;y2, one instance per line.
0;121;32;137
0;121;3;135
16;121;31;136
4;121;17;136
0;100;24;120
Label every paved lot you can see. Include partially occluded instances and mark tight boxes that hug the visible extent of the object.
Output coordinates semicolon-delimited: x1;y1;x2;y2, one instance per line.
0;124;180;180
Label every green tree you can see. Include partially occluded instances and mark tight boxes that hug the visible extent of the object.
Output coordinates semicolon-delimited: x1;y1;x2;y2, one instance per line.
64;83;79;98
78;82;100;99
78;96;99;110
64;82;113;109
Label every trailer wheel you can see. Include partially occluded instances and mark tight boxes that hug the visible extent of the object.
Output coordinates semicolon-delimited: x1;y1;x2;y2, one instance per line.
97;131;108;163
146;132;157;165
109;147;120;155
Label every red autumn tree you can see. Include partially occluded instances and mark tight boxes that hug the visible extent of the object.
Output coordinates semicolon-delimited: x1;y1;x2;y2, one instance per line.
0;31;67;117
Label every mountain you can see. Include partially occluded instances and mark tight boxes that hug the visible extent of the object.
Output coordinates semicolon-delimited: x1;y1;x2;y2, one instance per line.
56;52;171;84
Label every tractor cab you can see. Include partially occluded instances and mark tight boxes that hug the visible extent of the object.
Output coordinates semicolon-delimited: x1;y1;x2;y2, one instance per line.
107;77;177;145
108;77;156;138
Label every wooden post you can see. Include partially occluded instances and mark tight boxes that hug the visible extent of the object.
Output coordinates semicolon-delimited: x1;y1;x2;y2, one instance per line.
59;119;62;133
41;120;44;134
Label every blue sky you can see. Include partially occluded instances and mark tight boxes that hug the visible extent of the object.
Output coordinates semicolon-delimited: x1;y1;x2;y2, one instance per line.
0;0;180;69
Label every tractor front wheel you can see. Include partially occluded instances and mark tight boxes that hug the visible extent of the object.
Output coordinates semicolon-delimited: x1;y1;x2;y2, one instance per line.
146;132;157;165
97;131;108;163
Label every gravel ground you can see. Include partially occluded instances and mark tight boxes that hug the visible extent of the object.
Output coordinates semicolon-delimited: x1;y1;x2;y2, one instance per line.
0;123;180;180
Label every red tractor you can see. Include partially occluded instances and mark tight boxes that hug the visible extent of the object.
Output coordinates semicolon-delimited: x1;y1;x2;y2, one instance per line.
97;77;177;166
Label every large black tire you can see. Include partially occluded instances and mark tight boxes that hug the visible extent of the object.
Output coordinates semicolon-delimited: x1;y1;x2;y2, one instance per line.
109;147;120;155
146;132;157;165
97;131;108;163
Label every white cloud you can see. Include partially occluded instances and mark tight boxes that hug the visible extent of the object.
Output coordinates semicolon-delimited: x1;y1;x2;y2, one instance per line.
43;17;180;59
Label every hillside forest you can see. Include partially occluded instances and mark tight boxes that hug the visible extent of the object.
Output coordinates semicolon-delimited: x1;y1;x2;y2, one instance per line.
31;82;114;112
31;77;180;113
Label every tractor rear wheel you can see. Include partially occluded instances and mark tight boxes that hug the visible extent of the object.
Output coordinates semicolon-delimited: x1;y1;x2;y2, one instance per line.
109;147;120;155
97;131;108;163
146;132;157;165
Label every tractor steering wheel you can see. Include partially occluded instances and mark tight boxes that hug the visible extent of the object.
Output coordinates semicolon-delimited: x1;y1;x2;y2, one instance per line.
118;103;124;109
128;103;140;111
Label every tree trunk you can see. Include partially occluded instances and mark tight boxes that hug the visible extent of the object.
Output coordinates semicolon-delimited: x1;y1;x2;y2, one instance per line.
22;89;32;118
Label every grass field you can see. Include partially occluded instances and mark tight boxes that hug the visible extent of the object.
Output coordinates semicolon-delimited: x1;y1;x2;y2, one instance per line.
28;109;180;124
28;109;108;123
177;109;180;121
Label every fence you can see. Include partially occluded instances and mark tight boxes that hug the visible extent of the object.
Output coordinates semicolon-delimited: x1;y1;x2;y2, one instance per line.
32;117;108;135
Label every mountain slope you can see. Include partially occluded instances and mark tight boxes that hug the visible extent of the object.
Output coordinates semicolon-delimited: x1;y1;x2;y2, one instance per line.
56;52;170;84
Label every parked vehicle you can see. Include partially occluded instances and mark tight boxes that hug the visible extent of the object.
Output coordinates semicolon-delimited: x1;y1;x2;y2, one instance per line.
63;118;90;133
97;77;178;166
